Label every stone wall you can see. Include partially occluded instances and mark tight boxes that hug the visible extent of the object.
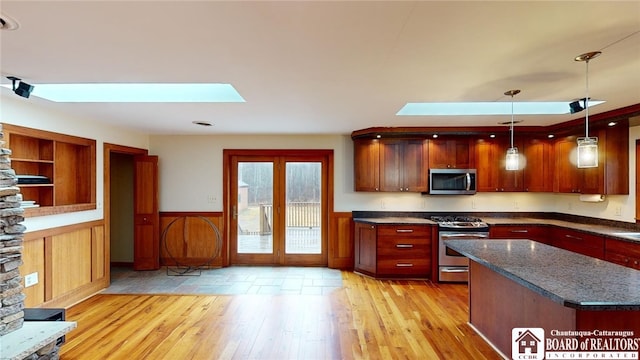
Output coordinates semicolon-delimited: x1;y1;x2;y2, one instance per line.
0;123;26;336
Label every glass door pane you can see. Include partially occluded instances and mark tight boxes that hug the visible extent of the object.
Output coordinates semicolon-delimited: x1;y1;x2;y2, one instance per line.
285;162;321;254
237;162;273;254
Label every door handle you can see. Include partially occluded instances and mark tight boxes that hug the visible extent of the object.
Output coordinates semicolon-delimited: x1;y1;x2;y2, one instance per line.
233;205;238;220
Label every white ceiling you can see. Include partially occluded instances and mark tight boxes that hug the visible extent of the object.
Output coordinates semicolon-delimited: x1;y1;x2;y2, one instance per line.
1;1;639;135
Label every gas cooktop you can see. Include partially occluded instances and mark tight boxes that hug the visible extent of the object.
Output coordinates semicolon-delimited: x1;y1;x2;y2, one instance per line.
430;216;489;229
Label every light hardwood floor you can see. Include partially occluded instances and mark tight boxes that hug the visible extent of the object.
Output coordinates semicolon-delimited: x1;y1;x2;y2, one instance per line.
60;271;503;359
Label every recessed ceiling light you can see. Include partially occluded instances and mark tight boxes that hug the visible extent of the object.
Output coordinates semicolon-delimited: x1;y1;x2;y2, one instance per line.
489;134;496;138
1;83;245;102
396;101;605;116
192;121;213;127
608;122;617;126
548;134;555;138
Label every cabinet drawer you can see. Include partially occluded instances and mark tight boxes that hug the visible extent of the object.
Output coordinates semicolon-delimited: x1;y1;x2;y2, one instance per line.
377;241;430;257
551;229;605;259
377;225;431;239
377;258;430;275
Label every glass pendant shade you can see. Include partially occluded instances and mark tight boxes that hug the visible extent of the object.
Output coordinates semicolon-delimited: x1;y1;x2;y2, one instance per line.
577;137;598;168
505;147;519;170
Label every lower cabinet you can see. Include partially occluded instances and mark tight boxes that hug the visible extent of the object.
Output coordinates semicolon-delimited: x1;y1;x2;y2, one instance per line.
489;224;549;244
354;222;432;278
605;238;640;270
550;227;605;260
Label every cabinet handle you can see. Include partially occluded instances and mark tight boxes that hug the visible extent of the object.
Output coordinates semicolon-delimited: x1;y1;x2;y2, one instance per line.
375;187;379;191
634;260;638;265
400;188;403;191
565;234;582;240
396;244;414;248
511;230;529;233
396;229;414;233
395;263;414;267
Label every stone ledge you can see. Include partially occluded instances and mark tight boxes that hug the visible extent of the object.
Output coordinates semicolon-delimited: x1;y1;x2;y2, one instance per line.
0;321;76;360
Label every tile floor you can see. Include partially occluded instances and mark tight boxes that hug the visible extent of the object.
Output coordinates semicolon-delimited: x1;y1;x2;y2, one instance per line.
103;266;344;296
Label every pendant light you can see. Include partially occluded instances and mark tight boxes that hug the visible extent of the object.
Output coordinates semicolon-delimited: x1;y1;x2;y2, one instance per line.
575;51;601;168
505;89;520;171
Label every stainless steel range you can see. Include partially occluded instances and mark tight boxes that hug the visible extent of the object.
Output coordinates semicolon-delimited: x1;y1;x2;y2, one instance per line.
431;216;489;282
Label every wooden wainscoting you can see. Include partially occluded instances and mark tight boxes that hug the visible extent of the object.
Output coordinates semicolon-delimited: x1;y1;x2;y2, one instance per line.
160;211;354;270
159;212;225;268
328;212;354;270
20;220;106;308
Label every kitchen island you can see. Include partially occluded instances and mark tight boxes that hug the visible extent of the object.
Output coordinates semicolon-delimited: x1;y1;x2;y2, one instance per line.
444;239;640;357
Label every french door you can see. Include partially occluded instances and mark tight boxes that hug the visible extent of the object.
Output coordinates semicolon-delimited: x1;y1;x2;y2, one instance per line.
226;150;330;266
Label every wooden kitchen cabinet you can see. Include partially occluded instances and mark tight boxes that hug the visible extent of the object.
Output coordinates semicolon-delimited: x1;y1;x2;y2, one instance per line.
475;135;523;192
489;224;548;244
354;222;432;278
353;137;428;192
3;123;96;217
428;137;473;169
354;222;378;274
353;138;380;191
550;227;605;260
605;238;640;270
523;136;554;192
553;123;628;195
379;138;428;192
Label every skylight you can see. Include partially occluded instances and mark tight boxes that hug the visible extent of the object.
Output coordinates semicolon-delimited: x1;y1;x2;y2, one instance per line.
2;83;245;102
396;101;605;116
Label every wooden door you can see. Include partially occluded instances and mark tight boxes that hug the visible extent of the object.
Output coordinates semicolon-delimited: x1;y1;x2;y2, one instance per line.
133;155;159;270
227;150;330;266
429;137;471;169
475;137;501;192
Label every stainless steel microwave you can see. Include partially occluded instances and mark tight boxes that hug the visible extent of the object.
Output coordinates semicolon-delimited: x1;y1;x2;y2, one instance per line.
429;169;477;195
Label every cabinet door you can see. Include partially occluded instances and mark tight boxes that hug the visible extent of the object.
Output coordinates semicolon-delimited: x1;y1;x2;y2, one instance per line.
354;222;377;275
428;137;471;169
353;138;380;191
523;137;554;192
379;139;427;192
475;136;522;192
554;136;581;193
402;139;428;192
379;139;404;192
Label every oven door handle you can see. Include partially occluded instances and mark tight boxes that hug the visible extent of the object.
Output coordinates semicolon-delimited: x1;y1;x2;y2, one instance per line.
441;234;489;239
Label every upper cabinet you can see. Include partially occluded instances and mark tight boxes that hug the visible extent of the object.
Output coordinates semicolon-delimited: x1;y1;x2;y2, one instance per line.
474;135;523;192
353;138;380;191
3;124;96;216
353;138;428;192
428;137;473;169
554;122;629;195
522;136;554;192
379;139;428;192
351;105;636;194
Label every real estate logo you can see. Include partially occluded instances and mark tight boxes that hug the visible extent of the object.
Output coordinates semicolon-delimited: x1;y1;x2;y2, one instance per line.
512;328;545;360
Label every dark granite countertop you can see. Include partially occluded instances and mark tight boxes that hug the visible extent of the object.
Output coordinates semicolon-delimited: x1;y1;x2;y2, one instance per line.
481;217;640;243
444;239;640;311
353;217;436;225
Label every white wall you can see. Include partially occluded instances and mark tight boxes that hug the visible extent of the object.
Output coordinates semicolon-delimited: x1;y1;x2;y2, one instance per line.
0;94;149;232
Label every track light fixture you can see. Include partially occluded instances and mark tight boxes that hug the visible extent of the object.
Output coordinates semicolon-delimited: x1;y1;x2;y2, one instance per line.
6;76;34;98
